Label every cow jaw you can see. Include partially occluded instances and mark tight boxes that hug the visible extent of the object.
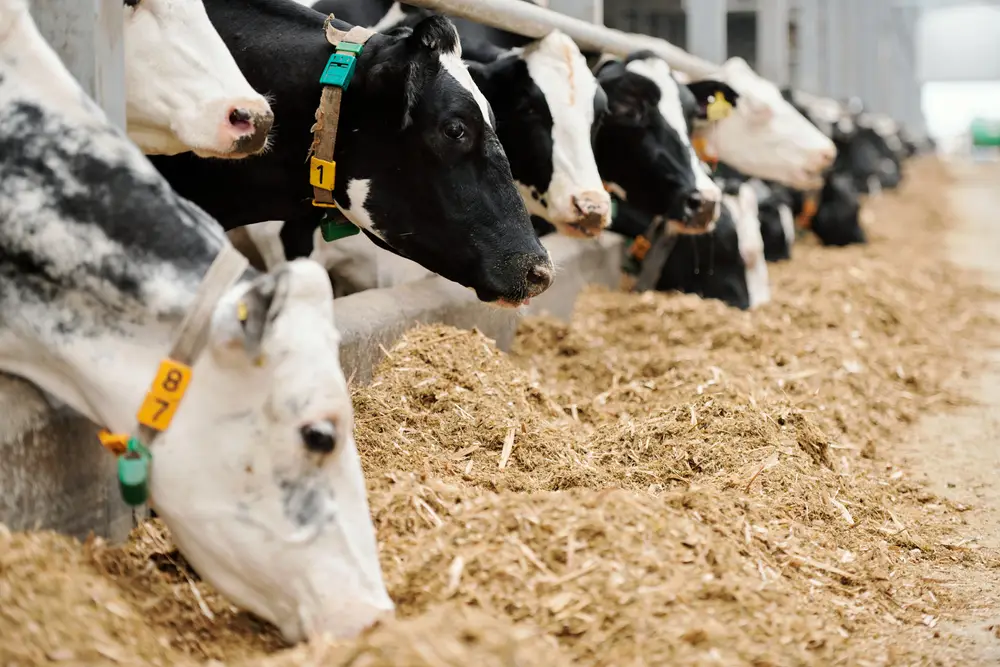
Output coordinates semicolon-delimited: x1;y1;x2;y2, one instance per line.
124;0;274;157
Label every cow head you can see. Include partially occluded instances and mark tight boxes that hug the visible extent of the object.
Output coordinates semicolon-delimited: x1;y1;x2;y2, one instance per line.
704;58;836;191
0;1;390;643
594;53;729;234
123;0;274;157
336;16;552;306
468;30;611;238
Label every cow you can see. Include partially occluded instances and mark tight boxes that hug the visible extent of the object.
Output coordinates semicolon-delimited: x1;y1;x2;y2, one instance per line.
1;0;391;643
313;0;613;238
636;200;752;311
781;89;902;195
123;0;274;157
149;0;552;308
709;162;793;262
592;52;737;235
688;58;837;191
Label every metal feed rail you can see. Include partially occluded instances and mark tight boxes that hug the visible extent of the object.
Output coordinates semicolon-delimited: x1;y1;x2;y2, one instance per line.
402;0;837;108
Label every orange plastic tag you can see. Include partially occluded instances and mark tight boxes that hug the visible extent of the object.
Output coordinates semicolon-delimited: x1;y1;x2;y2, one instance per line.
692;135;718;170
136;359;193;431
796;193;820;230
98;430;130;456
631;235;652;261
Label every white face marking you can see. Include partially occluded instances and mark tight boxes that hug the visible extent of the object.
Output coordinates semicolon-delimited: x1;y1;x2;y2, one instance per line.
123;0;273;157
520;30;608;226
439;42;493;128
709;57;836;191
371;2;408;32
0;2;389;642
625;58;721;205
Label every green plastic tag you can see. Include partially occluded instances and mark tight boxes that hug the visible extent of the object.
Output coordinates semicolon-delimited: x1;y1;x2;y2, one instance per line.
118;438;151;507
319;53;358;90
320;215;360;243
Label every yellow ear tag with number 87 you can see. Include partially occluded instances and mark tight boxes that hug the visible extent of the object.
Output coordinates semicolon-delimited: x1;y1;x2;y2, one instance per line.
706;92;733;122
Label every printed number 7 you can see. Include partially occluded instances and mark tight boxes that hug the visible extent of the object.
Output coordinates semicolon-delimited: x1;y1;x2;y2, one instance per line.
153;398;170;422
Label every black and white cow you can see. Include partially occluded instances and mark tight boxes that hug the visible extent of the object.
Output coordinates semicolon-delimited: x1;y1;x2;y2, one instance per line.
1;0;390;643
312;0;613;237
122;0;274;157
150;0;552;307
592;52;735;234
616;198;751;310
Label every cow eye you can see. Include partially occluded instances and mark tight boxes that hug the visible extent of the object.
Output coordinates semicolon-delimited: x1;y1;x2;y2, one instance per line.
442;119;466;141
124;0;141;7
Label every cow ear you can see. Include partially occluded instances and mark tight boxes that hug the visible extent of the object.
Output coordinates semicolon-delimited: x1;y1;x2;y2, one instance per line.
366;16;461;129
212;268;290;366
686;80;741;121
405;14;460;56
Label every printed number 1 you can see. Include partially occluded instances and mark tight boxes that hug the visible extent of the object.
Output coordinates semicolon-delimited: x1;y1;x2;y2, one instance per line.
316;163;325;183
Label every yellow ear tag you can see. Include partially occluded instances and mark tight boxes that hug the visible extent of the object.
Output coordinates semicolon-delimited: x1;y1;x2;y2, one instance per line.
237;300;248;323
706;93;733;122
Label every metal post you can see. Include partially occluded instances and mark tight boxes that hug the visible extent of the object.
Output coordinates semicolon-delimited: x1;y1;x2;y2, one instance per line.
757;0;790;86
28;0;126;131
26;0;131;541
898;6;926;134
685;0;728;64
794;0;821;94
822;0;850;101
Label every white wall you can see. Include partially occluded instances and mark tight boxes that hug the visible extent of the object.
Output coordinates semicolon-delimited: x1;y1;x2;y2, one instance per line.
918;4;1000;141
918;3;1000;82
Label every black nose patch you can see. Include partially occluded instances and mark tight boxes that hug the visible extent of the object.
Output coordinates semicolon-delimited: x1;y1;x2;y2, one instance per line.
300;421;337;454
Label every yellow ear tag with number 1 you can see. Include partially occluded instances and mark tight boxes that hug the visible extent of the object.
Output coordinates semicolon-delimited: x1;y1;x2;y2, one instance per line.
706;92;733;122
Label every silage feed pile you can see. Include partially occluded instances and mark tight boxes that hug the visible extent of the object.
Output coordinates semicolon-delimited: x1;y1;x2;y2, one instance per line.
2;157;998;666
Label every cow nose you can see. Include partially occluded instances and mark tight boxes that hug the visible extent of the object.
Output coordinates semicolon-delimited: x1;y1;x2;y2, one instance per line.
226;107;274;154
685;191;705;217
815;145;837;168
228;108;253;132
524;261;554;298
570;191;612;237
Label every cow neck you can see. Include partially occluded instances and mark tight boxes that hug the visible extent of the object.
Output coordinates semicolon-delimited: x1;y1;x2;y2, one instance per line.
308;16;375;243
99;244;249;508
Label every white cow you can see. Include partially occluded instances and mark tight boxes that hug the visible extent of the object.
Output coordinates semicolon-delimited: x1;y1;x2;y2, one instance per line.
692;58;837;192
0;0;391;643
123;0;274;157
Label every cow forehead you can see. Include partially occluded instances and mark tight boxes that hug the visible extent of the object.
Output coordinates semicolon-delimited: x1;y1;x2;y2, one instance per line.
522;30;597;113
624;58;690;139
438;49;493;128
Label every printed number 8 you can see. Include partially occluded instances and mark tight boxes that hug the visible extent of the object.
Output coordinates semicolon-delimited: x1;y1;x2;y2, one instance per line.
162;369;183;393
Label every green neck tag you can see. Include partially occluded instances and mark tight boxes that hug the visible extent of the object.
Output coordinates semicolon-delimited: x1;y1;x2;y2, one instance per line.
118;438;151;507
320;213;360;243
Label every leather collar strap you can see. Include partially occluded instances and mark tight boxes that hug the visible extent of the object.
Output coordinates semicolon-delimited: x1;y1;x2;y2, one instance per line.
99;244;249;506
620;217;679;293
308;16;375;211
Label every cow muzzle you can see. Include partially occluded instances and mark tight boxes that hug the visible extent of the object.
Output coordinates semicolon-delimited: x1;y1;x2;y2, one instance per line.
669;190;719;235
556;191;611;238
